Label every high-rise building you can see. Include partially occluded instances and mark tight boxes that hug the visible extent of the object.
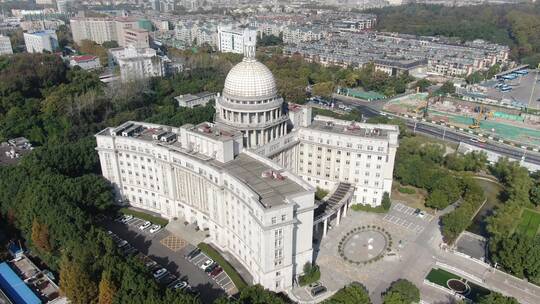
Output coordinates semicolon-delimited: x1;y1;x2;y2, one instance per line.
217;26;257;54
70;17;149;48
0;35;13;55
23;30;58;53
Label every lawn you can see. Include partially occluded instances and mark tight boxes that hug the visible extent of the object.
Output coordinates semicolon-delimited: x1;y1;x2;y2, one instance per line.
425;268;460;286
516;208;540;237
198;242;247;291
426;268;491;302
351;204;388;213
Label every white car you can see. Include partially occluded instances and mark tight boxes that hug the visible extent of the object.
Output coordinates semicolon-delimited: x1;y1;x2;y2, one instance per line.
139;221;151;230
171;281;188;290
120;215;133;223
153;268;168;279
117;240;128;248
200;259;214;270
149;224;161;234
417;211;426;218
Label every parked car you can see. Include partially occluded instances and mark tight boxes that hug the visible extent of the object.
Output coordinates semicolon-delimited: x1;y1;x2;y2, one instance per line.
311;285;327;297
120;215;133;223
186;248;201;260
205;263;218;273
116;240;128;248
145;260;157;268
153;268;168;279
149;224;161;234
139;221;151;230
200;259;214;270
210;266;223;277
171;280;188;290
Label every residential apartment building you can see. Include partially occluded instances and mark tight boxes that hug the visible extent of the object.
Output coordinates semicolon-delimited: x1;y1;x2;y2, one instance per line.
0;35;13;55
70;17;149;47
285;31;510;77
217;26;257;54
23;30;58;53
111;45;165;82
282;26;325;45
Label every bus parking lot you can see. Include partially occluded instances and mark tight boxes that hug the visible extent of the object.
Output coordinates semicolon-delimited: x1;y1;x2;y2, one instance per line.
101;215;238;303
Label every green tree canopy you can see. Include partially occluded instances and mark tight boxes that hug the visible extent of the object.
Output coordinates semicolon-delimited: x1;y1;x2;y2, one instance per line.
381;279;420;304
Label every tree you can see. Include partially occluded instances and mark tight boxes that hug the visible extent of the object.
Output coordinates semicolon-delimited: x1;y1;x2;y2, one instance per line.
312;81;335;98
436;81;455;96
415;79;431;92
324;283;372;304
98;272;116;304
382;279;420;304
59;256;98;304
237;285;287;304
381;192;391;210
31;219;52;252
102;41;119;49
477;292;519;304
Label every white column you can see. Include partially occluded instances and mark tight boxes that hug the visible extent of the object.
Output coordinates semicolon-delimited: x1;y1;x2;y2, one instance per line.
342;203;347;217
323;219;328;238
336;208;341;226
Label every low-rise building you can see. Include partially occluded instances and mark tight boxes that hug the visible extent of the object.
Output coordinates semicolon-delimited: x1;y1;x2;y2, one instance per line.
175;92;217;108
23;30;58;53
69;55;101;70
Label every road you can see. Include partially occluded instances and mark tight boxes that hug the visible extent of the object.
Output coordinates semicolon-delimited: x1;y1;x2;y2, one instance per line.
333;94;540;165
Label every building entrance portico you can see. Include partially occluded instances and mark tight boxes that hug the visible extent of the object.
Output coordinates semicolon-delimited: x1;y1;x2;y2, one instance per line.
313;183;355;240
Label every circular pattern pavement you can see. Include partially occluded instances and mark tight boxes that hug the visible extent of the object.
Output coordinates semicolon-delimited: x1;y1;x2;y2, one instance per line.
338;226;392;265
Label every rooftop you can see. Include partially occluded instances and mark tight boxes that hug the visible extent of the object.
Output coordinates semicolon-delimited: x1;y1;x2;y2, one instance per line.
183;122;241;142
71;55;98;62
219;153;307;208
307;119;395;139
0;262;41;304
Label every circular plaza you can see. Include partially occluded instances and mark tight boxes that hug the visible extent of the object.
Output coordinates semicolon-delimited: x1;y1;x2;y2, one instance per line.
338;226;392;265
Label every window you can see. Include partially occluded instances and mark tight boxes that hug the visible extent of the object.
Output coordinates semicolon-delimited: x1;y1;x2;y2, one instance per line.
281;214;286;221
271;217;276;224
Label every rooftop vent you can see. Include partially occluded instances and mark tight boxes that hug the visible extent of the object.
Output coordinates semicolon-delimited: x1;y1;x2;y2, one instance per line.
261;169;285;180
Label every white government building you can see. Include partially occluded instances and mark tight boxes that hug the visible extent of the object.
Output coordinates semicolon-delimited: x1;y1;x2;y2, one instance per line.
96;40;398;292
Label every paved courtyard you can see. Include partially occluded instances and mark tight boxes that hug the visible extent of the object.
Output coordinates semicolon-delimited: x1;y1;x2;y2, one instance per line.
289;201;540;304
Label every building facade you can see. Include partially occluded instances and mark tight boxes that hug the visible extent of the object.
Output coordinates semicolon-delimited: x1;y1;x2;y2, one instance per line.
175;92;216;108
23;30;58;53
111;45;165;82
217;26;257;54
0;35;13;55
70;17;149;47
96;42;399;292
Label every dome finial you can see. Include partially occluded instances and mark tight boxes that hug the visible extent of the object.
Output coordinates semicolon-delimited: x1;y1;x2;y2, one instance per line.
243;29;257;60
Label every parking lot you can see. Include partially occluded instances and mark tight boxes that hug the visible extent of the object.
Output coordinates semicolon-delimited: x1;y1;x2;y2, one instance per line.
101;215;237;303
189;251;236;295
383;203;434;234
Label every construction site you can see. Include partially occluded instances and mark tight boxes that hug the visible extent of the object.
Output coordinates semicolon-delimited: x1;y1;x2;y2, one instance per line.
384;93;540;146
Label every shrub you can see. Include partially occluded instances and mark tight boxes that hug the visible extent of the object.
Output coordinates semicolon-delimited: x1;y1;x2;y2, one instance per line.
398;186;416;194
